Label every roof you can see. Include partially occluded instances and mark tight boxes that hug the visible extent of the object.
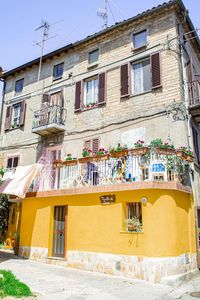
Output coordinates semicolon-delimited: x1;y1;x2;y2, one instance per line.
2;0;199;79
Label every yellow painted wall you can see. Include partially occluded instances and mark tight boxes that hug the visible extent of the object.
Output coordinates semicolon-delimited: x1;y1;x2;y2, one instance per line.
19;189;196;257
6;203;21;248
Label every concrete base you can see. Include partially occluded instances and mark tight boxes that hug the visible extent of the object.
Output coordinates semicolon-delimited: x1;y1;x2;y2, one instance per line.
161;269;199;287
19;247;197;285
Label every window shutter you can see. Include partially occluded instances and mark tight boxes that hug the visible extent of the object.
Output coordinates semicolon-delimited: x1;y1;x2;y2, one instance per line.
7;158;12;168
19;100;26;126
13;157;19;168
5;106;12;131
192;126;200;164
98;73;106;104
84;140;92;150
120;64;130;97
92;139;100;153
151;52;161;88
75;81;82;112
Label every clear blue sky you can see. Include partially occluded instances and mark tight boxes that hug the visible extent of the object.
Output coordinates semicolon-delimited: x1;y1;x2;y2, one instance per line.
0;0;199;96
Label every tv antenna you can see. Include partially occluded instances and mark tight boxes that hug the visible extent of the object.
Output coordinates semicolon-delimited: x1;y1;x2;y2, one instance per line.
97;0;108;29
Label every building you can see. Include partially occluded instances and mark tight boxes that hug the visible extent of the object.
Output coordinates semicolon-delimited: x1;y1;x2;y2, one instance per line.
0;0;200;283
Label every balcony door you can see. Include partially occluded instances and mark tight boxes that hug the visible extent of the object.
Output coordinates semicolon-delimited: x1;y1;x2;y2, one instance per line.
52;206;67;258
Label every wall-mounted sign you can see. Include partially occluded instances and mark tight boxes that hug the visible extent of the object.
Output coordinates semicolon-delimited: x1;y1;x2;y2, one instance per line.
100;195;116;205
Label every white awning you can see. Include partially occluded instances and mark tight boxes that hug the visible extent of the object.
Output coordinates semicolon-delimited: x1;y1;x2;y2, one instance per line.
0;164;43;198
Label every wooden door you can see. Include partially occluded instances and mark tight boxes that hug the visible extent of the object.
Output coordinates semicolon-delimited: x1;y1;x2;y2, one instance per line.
52;206;67;258
197;209;200;269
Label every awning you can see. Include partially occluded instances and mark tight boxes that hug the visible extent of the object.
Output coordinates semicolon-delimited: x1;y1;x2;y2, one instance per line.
0;164;43;199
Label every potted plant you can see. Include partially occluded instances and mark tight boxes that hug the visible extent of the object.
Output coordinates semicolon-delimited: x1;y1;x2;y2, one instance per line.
109;143;128;158
61;154;78;166
130;140;149;156
65;153;73;161
176;146;194;162
126;218;142;232
13;232;20;256
149;138;175;155
79;148;94;163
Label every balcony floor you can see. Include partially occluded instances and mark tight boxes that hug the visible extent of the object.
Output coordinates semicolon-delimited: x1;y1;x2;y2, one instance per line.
32;123;65;136
26;181;192;198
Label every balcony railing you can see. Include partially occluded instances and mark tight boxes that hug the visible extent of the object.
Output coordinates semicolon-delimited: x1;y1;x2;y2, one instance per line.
188;80;200;106
32;105;67;135
31;149;191;193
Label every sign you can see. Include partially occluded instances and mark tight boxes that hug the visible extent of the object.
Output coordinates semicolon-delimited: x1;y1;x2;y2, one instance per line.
100;195;116;205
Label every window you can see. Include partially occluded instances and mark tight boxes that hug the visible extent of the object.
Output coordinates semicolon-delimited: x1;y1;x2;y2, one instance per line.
15;78;24;93
127;202;142;231
53;63;64;80
5;100;26;131
6;156;19;169
84;76;99;106
132;58;151;94
84;138;100;153
133;30;147;49
12;103;21;127
88;49;99;65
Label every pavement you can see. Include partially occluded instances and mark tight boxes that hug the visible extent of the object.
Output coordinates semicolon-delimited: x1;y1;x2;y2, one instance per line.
0;250;200;300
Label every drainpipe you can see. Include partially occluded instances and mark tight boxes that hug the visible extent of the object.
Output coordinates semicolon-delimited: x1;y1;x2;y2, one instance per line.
0;77;5;135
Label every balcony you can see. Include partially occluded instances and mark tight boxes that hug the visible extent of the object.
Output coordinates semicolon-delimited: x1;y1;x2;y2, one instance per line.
32;105;67;136
29;149;192;197
188;80;200;123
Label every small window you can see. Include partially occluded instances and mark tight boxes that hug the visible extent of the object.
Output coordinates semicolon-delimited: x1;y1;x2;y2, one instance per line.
84;76;99;106
6;156;19;169
132;58;151;94
12;103;21;127
88;49;99;65
15;79;24;93
133;30;147;49
53;63;64;80
127;202;142;232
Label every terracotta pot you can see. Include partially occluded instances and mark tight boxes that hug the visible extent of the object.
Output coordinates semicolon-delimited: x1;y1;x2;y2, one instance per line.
79;154;110;164
154;148;175;155
62;160;78;166
185;155;195;163
110;150;128;158
176;150;187;160
130;147;149;156
127;225;137;232
53;159;63;167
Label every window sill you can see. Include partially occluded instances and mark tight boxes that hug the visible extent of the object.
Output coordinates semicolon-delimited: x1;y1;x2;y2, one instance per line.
52;76;63;82
131;45;147;53
120;230;144;234
87;62;99;69
6;126;20;132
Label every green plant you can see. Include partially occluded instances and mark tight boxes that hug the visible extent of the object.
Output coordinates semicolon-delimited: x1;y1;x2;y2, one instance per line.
134;140;145;148
0;168;4;178
178;146;193;156
65;154;73;161
13;232;20;245
0;193;9;243
149;138;174;149
109;143;127;153
126;217;142;231
82;148;93;157
0;270;32;298
97;148;107;156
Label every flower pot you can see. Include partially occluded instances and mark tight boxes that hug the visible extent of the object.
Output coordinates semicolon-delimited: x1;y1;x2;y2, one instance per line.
78;156;93;163
62;160;78;166
79;154;110;163
127;225;137;232
154;148;175;155
185;155;195;163
53;160;63;167
110;150;128;158
176;150;187;160
130;147;149;156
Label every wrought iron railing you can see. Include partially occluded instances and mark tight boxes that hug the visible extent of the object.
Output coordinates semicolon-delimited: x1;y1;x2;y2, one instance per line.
32;149;191;192
32;105;67;129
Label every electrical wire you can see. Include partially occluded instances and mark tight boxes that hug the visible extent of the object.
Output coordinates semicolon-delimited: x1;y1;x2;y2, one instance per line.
108;1;116;24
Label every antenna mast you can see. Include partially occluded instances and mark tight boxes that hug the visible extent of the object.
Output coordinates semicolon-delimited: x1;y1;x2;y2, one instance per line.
35;20;50;82
97;0;108;29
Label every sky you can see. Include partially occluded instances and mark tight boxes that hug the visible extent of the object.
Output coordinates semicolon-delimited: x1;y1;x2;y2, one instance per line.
0;0;199;97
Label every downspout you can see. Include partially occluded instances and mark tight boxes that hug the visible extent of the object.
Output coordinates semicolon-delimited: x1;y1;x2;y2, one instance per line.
0;78;5;135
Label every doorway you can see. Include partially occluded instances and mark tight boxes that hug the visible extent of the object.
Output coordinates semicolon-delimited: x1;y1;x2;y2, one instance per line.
52;206;67;258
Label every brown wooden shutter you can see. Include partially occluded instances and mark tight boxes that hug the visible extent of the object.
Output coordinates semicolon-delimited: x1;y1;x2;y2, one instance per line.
92;139;100;153
98;73;106;104
120;64;130;97
75;81;82;112
84;140;92;150
13;157;19;168
151;52;161;88
5;106;12;131
19;100;26;126
7;158;13;168
192;126;200;164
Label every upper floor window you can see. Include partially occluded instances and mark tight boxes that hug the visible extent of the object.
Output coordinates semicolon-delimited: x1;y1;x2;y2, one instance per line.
6;156;19;169
5;100;26;131
15;78;24;93
132;58;151;94
53;63;64;80
88;49;99;66
12;103;21;127
84;76;99;106
84;138;100;153
133;30;147;49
